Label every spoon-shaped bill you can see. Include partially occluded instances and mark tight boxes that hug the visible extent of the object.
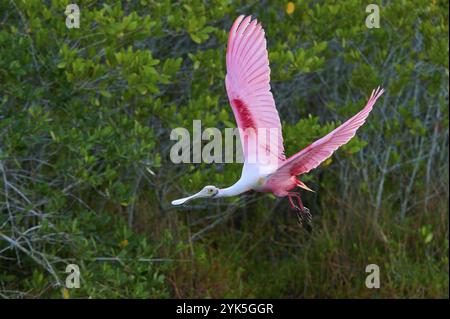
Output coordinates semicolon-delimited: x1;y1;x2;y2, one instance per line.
171;191;202;206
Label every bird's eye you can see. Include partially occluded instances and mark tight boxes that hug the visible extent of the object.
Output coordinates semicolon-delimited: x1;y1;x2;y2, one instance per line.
208;189;213;193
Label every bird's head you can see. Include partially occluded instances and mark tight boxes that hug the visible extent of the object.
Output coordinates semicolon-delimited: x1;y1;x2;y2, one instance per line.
171;185;219;206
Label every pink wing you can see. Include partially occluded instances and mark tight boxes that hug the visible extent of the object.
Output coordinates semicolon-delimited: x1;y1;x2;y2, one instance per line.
268;87;384;183
226;15;285;165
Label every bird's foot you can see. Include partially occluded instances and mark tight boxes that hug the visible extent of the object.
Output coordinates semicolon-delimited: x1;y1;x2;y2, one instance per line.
292;205;312;227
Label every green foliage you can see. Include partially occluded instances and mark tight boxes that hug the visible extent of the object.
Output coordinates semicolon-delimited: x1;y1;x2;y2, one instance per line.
4;211;169;298
0;0;448;298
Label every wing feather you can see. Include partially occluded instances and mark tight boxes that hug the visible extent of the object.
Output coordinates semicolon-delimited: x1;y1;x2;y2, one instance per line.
225;15;285;165
267;87;384;183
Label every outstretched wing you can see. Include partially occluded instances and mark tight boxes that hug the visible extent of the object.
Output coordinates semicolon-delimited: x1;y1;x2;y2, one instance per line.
268;87;384;183
226;15;285;166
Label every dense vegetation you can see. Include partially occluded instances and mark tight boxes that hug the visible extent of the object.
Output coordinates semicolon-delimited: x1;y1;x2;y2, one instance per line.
0;0;448;298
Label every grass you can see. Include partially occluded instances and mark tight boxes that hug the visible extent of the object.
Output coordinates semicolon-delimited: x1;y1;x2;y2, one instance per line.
161;193;449;298
0;182;447;298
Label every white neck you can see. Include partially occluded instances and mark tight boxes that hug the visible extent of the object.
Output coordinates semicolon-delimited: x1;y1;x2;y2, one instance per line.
216;162;270;198
216;180;249;197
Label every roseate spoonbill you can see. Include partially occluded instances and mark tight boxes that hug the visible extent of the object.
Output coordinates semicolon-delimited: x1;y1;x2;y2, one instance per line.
172;15;384;225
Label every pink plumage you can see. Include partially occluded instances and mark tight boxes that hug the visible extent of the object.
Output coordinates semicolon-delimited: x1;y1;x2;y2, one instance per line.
225;15;286;165
173;15;385;224
225;15;384;197
264;87;384;196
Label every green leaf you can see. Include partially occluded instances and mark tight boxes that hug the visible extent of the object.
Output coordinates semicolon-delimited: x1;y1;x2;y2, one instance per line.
190;33;202;44
100;90;112;98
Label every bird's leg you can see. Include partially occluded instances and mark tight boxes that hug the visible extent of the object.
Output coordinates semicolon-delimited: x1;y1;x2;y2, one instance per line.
287;194;299;210
293;192;312;224
287;192;312;225
287;193;302;225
